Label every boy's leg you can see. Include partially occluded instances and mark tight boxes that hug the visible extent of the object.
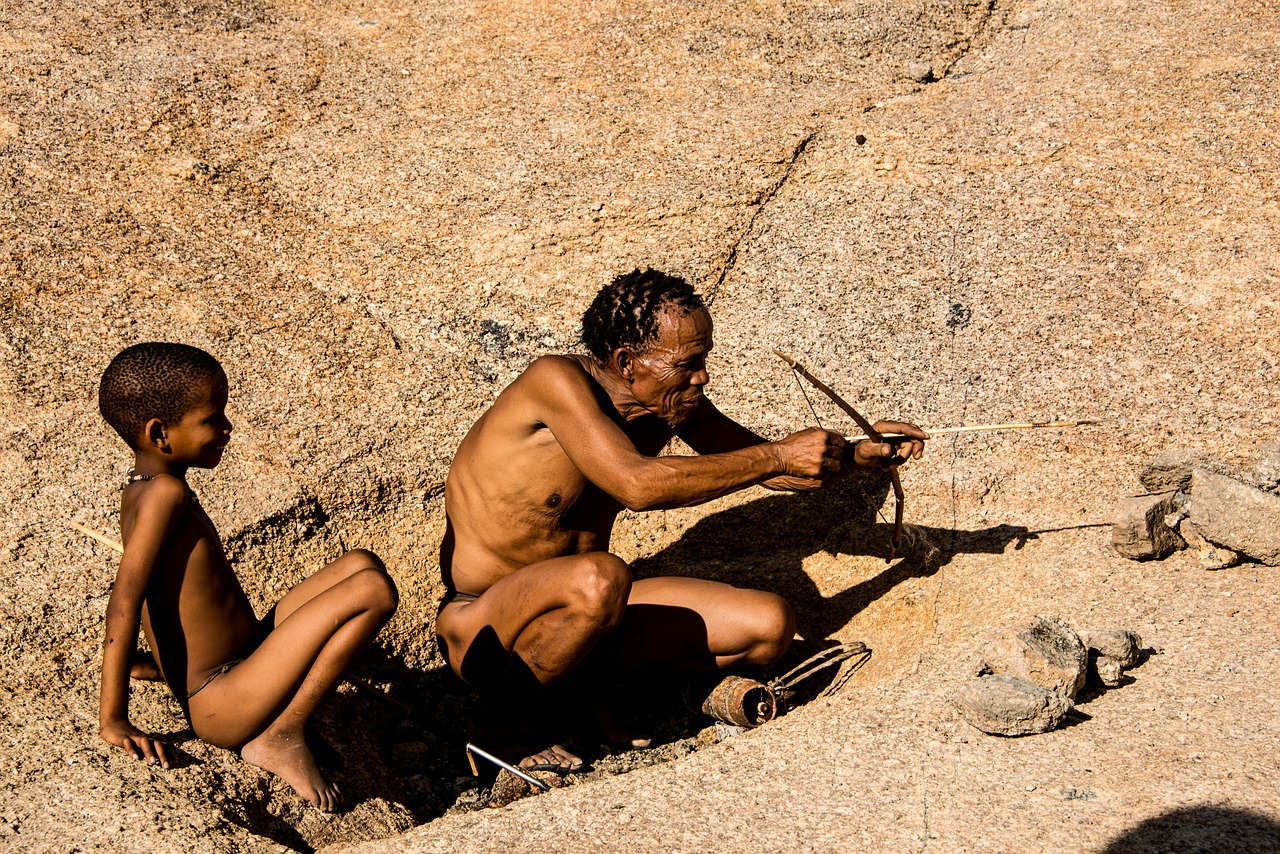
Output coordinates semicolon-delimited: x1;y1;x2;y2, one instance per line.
263;548;390;629
188;550;397;811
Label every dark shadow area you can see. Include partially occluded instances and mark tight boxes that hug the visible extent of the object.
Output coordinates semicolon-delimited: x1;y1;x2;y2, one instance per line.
321;645;477;820
632;473;1037;642
229;477;1055;848
1104;806;1280;854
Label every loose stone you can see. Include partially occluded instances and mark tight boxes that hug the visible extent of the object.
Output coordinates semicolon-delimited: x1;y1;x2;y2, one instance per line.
1188;469;1280;566
1111;490;1186;560
954;674;1074;736
982;616;1088;699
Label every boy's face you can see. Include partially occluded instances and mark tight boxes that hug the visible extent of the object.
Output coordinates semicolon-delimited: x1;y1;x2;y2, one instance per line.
163;374;233;468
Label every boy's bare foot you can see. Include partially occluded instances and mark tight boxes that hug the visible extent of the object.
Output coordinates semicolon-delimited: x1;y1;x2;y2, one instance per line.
241;728;341;812
518;743;583;773
129;650;163;682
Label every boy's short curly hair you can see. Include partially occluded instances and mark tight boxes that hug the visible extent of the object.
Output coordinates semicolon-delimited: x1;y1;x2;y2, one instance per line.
581;268;706;363
99;343;225;450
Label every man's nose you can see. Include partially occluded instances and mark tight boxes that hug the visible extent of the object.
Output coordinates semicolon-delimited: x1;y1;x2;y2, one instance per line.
691;368;710;387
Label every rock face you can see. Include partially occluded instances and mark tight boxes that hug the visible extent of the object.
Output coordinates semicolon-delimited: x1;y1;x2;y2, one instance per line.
1188;469;1280;566
954;674;1074;737
1111;491;1187;560
982;616;1089;700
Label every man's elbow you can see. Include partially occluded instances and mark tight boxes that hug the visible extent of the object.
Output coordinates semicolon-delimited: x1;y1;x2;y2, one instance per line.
612;475;669;512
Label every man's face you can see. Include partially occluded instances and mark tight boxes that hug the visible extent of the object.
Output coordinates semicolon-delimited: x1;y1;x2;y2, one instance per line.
626;306;713;426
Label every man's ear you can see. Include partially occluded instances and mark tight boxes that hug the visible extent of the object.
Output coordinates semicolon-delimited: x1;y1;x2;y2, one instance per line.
144;418;170;452
612;348;636;383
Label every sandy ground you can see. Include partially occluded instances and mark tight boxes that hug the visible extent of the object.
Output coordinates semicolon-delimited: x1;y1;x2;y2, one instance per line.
2;0;1278;850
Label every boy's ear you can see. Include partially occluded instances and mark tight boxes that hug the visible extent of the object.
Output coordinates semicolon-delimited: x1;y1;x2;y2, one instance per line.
143;418;170;452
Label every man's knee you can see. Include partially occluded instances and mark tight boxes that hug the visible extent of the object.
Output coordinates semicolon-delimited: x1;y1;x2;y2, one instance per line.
565;553;631;629
745;592;795;666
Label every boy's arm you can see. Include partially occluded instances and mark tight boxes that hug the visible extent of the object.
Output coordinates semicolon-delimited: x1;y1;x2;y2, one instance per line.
99;477;187;768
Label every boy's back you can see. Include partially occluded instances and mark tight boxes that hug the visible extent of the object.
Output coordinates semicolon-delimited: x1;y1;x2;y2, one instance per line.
119;473;257;701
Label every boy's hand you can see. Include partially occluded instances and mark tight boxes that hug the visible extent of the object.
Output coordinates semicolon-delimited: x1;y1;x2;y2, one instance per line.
100;720;172;768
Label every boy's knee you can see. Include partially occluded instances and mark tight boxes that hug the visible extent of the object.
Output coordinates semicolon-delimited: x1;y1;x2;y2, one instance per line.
344;548;386;572
352;565;398;615
745;593;795;666
566;554;630;628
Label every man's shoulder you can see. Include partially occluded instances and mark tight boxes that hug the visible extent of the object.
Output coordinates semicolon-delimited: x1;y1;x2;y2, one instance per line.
516;354;596;394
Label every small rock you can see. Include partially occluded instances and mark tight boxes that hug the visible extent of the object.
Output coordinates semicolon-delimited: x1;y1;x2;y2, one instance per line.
1111;490;1186;560
983;616;1088;699
1077;628;1142;687
905;62;935;82
1077;628;1141;667
1189;469;1280;565
1138;448;1225;493
1245;442;1280;494
954;674;1073;736
1179;519;1244;569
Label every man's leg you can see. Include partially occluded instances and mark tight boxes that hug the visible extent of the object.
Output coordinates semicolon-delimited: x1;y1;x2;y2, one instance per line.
188;550;398;811
435;552;632;690
436;552;632;771
604;576;795;673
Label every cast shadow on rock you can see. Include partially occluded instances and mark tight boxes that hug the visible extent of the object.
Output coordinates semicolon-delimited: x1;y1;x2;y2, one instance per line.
211;645;473;851
1104;806;1280;854
631;473;1037;642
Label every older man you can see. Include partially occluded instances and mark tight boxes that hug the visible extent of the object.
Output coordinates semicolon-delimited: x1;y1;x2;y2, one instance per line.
436;268;926;769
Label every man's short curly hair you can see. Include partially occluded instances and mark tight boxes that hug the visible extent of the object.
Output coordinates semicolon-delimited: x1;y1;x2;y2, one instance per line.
581;268;707;362
99;342;225;450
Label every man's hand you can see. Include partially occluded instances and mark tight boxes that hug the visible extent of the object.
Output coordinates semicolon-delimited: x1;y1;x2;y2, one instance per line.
773;427;848;481
849;420;929;469
100;720;172;768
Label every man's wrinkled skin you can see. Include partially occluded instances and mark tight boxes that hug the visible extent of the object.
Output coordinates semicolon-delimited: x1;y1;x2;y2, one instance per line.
436;304;926;770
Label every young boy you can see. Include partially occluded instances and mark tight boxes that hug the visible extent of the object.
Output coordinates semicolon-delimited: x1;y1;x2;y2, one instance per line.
96;342;398;812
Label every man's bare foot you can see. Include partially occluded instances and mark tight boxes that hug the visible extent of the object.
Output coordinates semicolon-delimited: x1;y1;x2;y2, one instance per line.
241;728;341;812
596;706;652;750
518;743;583;773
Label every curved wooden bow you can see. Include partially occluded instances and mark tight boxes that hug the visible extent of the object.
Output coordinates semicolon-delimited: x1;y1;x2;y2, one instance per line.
775;348;903;562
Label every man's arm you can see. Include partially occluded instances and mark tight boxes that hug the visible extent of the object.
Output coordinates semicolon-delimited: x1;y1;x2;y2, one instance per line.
529;357;843;510
99;478;184;768
676;397;929;489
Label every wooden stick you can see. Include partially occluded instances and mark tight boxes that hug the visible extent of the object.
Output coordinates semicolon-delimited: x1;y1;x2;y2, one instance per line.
66;518;410;714
68;520;124;554
844;420;1099;442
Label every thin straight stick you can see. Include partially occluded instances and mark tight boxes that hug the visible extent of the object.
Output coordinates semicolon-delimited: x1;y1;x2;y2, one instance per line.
844;420;1097;442
68;520;124;554
465;743;551;791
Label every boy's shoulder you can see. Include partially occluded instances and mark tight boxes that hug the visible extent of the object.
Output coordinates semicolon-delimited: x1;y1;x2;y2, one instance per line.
121;472;196;518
